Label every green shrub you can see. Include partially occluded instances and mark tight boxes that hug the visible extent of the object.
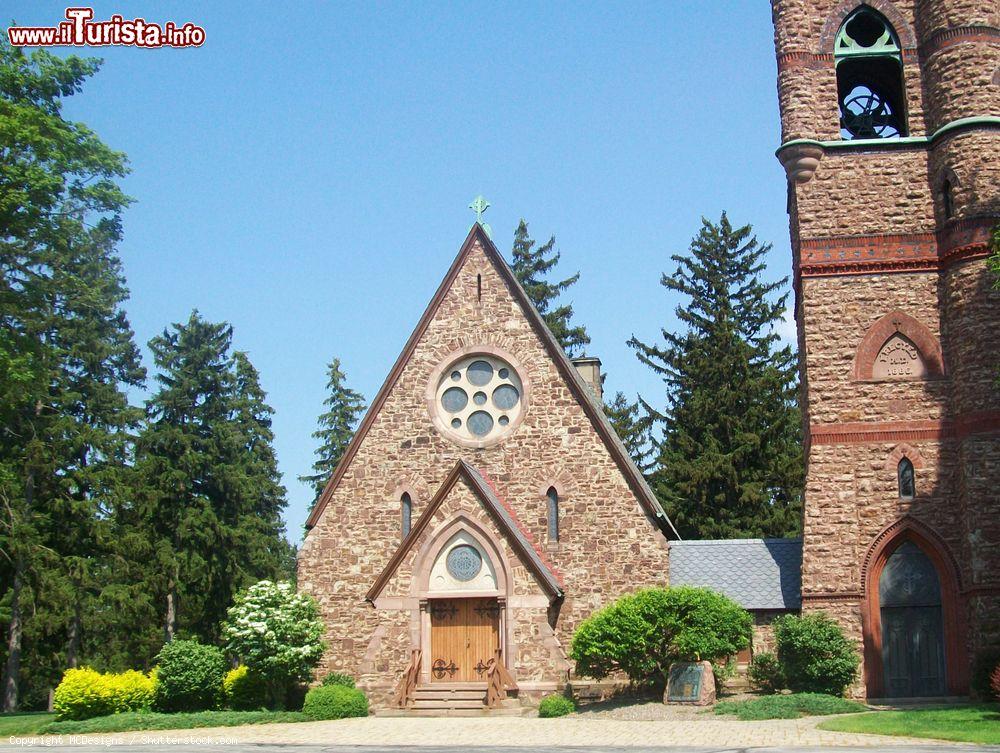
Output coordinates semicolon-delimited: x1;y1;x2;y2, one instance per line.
774;613;858;696
748;652;785;694
53;667;156;721
223;666;268;711
320;672;355;688
972;647;1000;700
569;587;751;686
154;640;227;712
301;685;368;720
715;692;867;720
537;694;575;717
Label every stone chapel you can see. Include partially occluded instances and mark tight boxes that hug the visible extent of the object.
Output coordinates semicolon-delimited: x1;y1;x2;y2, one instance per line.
298;0;999;710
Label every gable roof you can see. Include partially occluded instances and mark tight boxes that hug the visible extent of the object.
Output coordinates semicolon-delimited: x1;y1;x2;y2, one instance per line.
365;459;564;602
305;223;678;539
669;538;802;610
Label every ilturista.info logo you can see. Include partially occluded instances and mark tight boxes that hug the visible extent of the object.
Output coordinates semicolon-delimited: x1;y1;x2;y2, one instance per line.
8;7;205;48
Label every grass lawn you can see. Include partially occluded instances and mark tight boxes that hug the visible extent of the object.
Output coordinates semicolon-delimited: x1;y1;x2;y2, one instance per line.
714;693;868;720
1;710;311;736
819;704;1000;745
0;712;56;736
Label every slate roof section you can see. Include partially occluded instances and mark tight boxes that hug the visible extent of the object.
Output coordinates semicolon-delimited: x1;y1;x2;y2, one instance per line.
668;538;802;610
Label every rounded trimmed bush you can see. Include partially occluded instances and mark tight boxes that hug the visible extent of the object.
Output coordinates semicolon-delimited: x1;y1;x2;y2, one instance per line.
223;665;269;710
53;667;156;720
538;693;575;718
320;672;355;688
774;613;859;696
570;586;752;686
747;652;785;694
972;647;1000;700
302;684;369;720
154;639;227;712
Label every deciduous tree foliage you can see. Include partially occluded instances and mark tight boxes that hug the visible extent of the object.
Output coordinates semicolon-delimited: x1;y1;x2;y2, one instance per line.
300;358;365;506
629;213;803;539
510;220;590;357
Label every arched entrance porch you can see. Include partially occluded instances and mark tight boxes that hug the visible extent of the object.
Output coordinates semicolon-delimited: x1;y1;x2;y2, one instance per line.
861;517;968;698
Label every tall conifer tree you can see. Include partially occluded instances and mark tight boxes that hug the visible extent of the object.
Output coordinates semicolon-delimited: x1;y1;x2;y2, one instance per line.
628;214;803;539
300;359;366;506
603;391;653;473
510;220;590;356
135;313;291;643
0;43;142;709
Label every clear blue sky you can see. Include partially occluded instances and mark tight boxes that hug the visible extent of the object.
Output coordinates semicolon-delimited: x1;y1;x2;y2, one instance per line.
9;2;795;538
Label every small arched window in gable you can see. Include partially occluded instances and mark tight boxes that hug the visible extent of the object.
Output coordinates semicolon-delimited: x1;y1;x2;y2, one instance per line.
941;178;954;220
898;458;915;499
835;7;907;139
401;492;412;538
546;487;559;543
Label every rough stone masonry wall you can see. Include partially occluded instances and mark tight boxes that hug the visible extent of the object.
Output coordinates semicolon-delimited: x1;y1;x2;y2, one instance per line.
297;239;669;703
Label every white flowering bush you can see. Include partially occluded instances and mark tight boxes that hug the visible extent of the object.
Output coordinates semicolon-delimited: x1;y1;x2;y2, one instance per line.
222;581;325;688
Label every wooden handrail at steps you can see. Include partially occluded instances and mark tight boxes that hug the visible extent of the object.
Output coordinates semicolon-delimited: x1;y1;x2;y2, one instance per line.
394;648;421;708
485;648;517;708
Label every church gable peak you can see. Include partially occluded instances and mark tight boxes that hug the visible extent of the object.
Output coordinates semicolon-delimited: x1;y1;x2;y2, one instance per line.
304;224;676;541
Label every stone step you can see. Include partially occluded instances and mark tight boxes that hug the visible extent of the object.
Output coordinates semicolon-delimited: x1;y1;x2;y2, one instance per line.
413;689;487;700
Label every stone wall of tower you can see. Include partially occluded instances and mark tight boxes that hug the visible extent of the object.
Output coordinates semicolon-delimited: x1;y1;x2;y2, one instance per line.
773;0;999;698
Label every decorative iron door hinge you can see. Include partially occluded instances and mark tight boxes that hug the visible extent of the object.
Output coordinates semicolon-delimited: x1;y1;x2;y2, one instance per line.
432;658;459;679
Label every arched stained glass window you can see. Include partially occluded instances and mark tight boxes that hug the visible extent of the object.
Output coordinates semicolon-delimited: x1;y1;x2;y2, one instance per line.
546;487;559;542
898;458;915;499
401;492;412;538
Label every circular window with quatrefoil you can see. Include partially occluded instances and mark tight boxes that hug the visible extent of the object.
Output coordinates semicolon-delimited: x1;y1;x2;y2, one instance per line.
427;349;528;448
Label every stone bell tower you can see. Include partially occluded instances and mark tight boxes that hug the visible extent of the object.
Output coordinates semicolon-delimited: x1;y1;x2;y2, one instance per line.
771;0;999;698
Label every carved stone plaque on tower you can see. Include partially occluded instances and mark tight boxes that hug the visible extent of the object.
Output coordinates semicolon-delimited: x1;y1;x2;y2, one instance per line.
873;334;926;379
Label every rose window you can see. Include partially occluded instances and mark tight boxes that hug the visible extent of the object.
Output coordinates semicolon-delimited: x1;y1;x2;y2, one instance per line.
433;355;524;444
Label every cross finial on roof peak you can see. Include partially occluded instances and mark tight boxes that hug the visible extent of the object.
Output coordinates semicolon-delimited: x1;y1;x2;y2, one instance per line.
469;194;493;239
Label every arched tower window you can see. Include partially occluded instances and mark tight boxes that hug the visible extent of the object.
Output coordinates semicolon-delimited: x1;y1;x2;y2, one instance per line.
835;7;907;139
546;487;559;542
898;458;915;499
941;178;954;220
401;492;412;538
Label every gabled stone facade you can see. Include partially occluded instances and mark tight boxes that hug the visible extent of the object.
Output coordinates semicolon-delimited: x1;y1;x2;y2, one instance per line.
297;226;673;707
772;0;999;698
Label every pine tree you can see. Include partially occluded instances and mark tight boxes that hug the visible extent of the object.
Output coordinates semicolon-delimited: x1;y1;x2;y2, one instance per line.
603;391;653;473
134;312;291;644
628;213;803;540
300;358;366;506
0;43;141;710
510;220;590;356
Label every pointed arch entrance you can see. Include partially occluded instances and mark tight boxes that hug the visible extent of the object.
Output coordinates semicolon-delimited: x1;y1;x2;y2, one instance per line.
861;518;968;697
412;515;511;685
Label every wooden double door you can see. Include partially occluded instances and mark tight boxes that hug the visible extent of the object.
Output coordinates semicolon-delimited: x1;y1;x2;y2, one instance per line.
429;598;500;682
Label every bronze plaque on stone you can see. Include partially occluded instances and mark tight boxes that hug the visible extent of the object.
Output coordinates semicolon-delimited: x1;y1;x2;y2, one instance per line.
666;662;703;702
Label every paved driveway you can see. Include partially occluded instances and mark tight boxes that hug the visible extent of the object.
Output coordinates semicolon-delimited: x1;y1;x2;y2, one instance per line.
3;716;996;751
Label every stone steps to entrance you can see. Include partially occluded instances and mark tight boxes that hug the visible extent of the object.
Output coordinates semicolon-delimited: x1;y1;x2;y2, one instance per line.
376;683;525;716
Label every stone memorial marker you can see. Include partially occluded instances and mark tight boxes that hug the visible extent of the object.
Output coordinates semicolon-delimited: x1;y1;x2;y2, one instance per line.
665;660;715;705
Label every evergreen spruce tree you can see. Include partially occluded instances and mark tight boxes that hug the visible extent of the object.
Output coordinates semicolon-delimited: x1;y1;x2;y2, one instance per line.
135;312;291;644
628;213;803;539
0;43;142;709
603;391;653;473
300;358;366;506
510;220;590;356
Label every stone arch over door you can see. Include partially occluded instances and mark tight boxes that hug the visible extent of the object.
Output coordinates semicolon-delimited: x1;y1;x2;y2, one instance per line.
410;515;514;683
860;517;968;697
